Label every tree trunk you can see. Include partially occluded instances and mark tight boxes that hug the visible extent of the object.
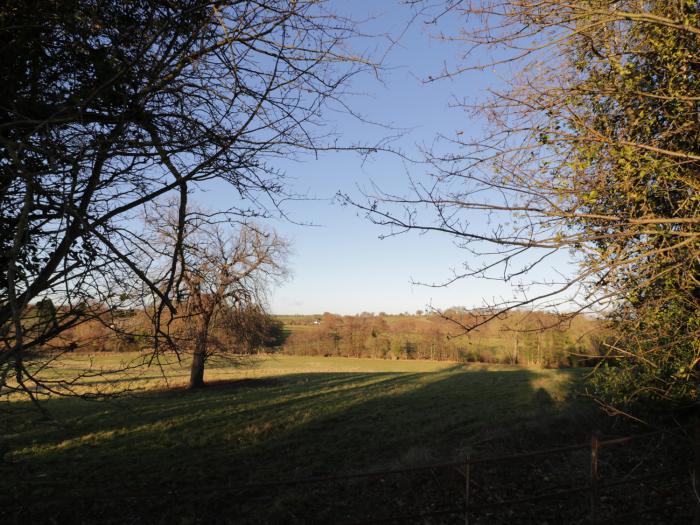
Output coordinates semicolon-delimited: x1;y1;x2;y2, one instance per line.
189;348;206;389
188;315;209;389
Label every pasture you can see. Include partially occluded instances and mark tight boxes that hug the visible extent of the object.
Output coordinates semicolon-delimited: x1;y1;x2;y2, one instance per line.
1;354;596;523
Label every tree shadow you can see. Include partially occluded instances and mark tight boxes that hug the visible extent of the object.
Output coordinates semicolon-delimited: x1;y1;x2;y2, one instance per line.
0;365;595;523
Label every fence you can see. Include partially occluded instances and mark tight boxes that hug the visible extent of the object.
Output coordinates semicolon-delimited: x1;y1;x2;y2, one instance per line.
5;422;699;523
229;422;697;523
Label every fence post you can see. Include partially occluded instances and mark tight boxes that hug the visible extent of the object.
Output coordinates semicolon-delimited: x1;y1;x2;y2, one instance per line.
694;415;700;525
464;454;471;525
589;431;600;523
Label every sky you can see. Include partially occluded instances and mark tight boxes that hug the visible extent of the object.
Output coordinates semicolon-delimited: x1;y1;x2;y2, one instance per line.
202;1;576;315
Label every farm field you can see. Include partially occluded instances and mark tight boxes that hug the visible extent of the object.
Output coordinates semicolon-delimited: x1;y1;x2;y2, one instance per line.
0;354;601;523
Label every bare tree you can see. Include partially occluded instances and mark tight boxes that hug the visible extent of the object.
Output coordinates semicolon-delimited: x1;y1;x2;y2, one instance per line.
345;1;699;412
1;1;375;401
148;203;287;389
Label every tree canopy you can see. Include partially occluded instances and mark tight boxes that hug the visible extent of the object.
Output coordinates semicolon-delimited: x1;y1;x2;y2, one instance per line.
347;0;699;414
1;0;371;401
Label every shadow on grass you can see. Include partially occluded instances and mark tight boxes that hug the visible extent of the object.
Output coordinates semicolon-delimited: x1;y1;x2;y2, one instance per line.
1;366;594;523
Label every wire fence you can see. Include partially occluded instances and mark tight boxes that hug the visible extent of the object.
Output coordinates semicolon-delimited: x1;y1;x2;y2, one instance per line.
4;422;699;524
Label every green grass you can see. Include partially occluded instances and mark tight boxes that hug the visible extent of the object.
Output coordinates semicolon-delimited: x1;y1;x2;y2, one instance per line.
11;353;473;396
1;354;595;523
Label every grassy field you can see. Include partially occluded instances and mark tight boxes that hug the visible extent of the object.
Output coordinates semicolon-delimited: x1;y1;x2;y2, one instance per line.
1;354;599;523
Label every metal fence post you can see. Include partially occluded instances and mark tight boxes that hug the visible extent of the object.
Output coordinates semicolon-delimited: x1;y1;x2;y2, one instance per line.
590;431;600;523
465;454;471;525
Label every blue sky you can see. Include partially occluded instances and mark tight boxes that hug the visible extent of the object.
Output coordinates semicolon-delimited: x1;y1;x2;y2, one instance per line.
202;1;576;315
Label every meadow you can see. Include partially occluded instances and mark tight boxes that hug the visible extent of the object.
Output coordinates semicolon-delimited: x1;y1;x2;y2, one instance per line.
0;353;604;523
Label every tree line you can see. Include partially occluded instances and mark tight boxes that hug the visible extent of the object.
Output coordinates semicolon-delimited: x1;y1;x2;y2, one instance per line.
29;301;282;356
279;311;602;367
28;304;600;370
